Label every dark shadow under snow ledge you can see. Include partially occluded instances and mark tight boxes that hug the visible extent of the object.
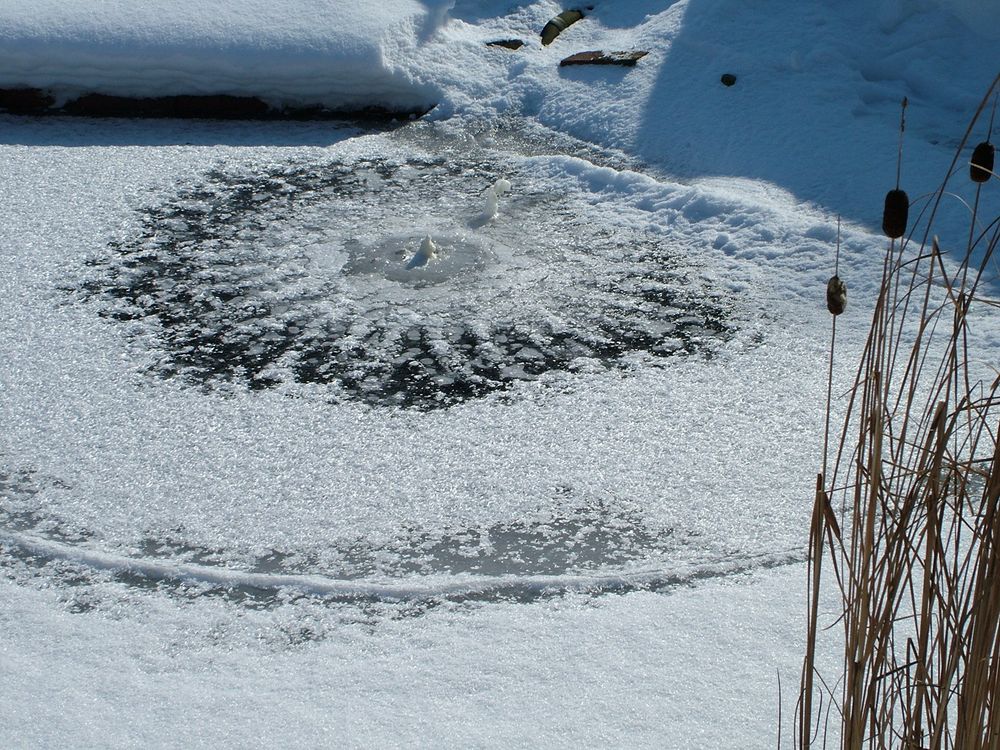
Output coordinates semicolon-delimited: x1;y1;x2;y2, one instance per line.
0;88;434;121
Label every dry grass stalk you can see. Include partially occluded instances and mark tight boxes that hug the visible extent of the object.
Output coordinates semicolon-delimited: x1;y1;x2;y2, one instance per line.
799;74;1000;749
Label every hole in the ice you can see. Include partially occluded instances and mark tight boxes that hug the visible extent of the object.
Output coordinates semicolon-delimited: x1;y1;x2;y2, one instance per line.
73;130;733;408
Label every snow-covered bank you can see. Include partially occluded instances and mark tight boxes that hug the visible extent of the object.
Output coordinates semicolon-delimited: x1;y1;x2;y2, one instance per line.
0;0;447;113
431;0;999;226
2;0;996;233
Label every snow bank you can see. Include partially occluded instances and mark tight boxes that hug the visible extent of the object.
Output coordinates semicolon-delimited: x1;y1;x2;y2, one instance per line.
0;0;449;112
503;0;998;228
877;0;1000;37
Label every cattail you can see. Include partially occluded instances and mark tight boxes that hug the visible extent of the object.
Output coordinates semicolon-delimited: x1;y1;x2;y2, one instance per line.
882;98;910;240
882;189;909;239
970;141;994;183
541;10;584;46
827;275;846;316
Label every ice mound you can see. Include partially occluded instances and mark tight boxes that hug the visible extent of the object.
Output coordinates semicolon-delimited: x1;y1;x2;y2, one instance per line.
480;177;512;222
406;235;439;270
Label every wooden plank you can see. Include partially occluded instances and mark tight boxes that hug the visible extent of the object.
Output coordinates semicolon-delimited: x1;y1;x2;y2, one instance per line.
486;39;525;50
560;50;649;67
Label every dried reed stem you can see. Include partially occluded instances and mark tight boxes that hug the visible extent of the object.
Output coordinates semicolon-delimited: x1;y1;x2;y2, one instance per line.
799;73;1000;749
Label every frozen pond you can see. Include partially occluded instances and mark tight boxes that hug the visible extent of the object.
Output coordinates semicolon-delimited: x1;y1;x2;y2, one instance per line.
0;89;839;750
0;118;797;619
77;122;731;409
1;0;995;744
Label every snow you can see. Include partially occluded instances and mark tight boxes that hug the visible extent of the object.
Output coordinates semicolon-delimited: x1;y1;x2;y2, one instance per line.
1;0;997;746
882;0;1000;38
1;564;827;749
0;0;446;112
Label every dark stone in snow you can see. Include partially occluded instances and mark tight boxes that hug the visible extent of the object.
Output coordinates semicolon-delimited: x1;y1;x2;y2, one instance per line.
541;9;585;46
487;39;525;50
560;50;649;67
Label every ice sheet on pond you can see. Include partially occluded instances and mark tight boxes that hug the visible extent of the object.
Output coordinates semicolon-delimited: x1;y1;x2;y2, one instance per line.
1;115;833;618
75;128;733;409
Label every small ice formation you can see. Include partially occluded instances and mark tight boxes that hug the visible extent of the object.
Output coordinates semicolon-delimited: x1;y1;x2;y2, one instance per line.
406;235;438;269
78;134;732;408
346;230;489;285
480;177;511;222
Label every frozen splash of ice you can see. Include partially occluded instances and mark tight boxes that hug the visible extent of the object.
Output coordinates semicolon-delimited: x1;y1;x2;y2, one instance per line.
480;177;511;222
406;235;439;269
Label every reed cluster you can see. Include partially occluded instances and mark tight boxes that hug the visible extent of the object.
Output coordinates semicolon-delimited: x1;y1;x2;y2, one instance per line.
799;74;1000;748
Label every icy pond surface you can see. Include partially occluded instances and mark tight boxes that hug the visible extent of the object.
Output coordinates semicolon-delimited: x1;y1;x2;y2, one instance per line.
0;116;812;619
77;121;731;409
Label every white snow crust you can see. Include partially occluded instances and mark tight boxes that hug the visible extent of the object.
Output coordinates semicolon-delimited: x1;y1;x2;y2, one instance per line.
0;0;446;111
1;0;997;747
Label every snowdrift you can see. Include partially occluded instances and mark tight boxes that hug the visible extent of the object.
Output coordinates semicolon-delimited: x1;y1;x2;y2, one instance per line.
0;0;447;115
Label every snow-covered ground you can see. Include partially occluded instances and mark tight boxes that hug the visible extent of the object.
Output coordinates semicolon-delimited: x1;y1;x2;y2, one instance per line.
1;1;997;747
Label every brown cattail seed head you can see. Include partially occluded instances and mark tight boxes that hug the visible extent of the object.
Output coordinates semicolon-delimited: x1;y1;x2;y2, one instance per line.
971;141;994;183
827;275;847;316
882;189;909;239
